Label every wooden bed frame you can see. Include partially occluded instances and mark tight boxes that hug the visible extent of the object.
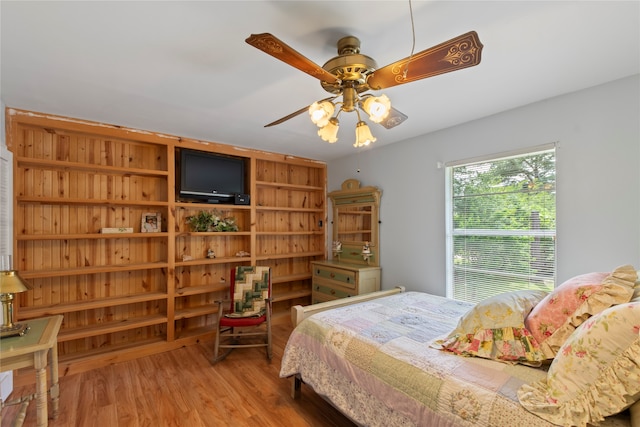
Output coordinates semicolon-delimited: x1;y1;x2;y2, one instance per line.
290;286;406;327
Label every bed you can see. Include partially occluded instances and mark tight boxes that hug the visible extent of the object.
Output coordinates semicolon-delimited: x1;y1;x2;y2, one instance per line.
280;286;638;427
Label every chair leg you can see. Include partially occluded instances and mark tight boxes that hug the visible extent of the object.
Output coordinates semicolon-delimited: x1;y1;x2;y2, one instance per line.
213;301;226;364
212;348;233;364
266;299;273;361
213;328;233;364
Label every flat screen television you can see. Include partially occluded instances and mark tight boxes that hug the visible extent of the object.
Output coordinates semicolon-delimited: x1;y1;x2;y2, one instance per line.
176;148;247;204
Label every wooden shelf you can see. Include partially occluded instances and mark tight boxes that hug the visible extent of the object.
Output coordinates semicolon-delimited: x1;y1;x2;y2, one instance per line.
19;292;168;318
17;196;169;207
256;231;323;236
337;230;373;236
17;232;169;240
17;157;168;176
175;284;227;297
175;231;251;237
175;257;249;267
255;251;325;261
255;206;324;213
272;289;312;303
174;306;218;320
272;273;312;283
20;262;169;279
256;181;324;191
175;202;251;210
57;314;168;342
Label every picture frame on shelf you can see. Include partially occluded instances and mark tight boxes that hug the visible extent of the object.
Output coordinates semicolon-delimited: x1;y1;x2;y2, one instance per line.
141;212;161;233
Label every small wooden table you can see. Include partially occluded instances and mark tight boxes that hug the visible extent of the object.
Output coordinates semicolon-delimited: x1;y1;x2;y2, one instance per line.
0;315;63;426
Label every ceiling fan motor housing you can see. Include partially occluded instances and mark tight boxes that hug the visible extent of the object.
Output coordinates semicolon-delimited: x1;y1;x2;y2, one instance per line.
321;36;378;94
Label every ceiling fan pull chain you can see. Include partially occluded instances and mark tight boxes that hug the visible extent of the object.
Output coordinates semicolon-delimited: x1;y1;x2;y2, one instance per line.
402;0;417;80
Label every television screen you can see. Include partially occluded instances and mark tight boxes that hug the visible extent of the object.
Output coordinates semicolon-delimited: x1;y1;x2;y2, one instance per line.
177;149;246;203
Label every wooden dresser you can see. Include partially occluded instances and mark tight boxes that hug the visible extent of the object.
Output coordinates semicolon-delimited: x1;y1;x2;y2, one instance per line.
311;260;380;303
311;179;382;303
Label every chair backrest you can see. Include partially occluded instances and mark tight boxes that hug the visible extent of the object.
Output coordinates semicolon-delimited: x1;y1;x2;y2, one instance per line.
229;266;271;317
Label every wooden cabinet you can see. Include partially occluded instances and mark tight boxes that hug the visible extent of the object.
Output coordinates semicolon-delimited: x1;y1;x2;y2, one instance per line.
173;204;252;339
311;261;380;303
6;108;326;380
254;159;326;316
329;179;382;266
11;121;171;362
310;179;382;303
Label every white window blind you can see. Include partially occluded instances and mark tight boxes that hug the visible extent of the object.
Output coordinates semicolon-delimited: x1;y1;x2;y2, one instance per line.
447;147;556;303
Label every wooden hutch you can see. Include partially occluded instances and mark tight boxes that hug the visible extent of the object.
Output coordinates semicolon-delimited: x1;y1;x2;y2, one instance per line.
311;179;381;303
5;108;327;382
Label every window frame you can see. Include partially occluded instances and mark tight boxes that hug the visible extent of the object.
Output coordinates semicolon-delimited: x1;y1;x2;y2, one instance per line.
445;143;557;302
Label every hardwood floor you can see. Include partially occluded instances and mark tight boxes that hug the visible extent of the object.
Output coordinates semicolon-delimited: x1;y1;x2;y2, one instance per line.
1;324;357;427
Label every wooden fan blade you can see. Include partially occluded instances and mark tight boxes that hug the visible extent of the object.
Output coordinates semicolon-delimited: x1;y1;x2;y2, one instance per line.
265;97;337;127
367;31;483;90
246;33;340;84
379;107;408;129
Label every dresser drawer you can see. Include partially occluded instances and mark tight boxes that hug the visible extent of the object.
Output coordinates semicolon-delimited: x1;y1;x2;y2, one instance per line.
313;266;356;288
313;282;355;299
312;291;341;305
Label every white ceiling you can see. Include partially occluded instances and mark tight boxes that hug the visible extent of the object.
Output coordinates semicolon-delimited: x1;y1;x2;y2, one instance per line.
1;1;638;162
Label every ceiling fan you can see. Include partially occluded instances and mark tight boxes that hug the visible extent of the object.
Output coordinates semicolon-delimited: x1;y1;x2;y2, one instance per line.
246;31;483;147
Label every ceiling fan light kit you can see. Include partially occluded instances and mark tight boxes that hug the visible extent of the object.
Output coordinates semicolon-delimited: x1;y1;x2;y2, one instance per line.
246;30;483;149
318;117;340;143
362;94;391;124
309;100;335;127
354;119;376;148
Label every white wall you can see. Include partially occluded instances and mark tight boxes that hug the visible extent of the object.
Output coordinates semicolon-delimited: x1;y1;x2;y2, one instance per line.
328;75;640;295
0;100;13;401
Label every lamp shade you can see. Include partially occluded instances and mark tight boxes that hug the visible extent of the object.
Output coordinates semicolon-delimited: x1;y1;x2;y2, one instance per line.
0;270;32;294
308;101;335;128
362;94;391;123
354;121;376;148
318;117;339;143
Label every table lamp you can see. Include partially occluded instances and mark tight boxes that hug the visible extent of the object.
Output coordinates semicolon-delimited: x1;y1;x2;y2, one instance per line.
0;269;32;338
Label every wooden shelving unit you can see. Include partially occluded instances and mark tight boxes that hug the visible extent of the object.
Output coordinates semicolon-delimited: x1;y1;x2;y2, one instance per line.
253;160;326;319
311;179;382;303
6;108;326;381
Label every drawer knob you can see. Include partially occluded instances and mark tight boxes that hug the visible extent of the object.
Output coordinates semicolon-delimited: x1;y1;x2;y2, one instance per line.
330;273;335;278
330;289;336;295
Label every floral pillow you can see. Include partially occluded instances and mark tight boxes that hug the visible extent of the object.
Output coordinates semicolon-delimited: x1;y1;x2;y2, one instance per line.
437;289;548;364
518;301;640;427
524;265;637;359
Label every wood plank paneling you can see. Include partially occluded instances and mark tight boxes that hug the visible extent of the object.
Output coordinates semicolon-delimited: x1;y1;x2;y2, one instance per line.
7;108;326;376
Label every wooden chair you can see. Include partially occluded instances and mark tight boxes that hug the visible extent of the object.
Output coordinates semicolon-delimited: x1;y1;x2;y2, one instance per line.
213;266;272;363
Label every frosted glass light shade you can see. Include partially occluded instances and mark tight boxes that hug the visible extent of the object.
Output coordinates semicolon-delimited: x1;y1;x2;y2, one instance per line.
318;117;339;143
362;94;391;123
308;101;335;127
354;121;376;148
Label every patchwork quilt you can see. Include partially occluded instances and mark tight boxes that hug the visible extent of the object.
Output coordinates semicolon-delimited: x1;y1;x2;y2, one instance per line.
280;292;630;427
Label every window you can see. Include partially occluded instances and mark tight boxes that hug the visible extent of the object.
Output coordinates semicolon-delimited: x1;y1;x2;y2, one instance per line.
446;146;556;304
